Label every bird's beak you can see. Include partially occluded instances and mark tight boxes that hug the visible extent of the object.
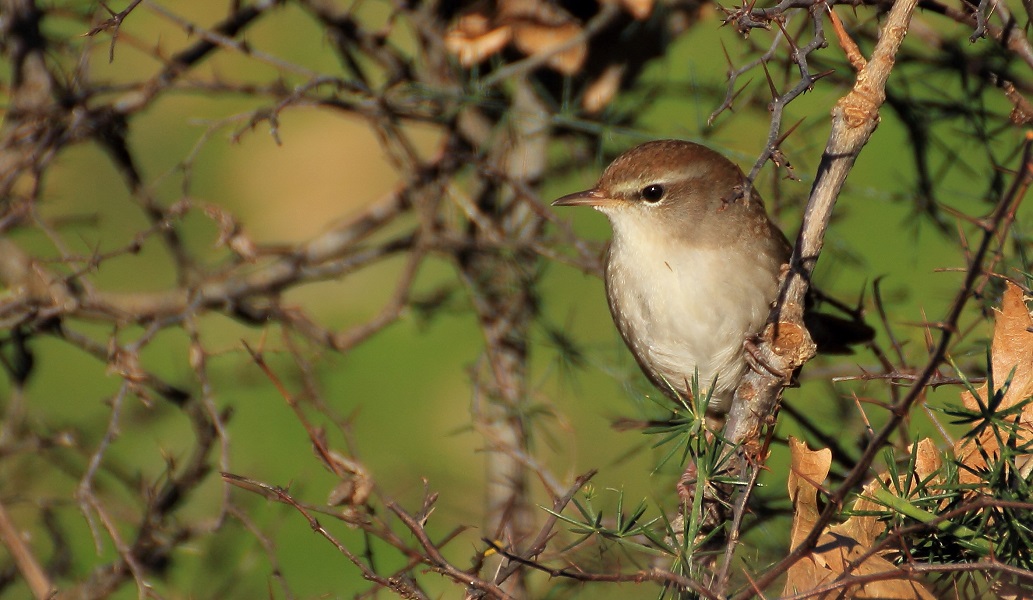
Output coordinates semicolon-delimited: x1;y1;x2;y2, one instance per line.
551;188;613;207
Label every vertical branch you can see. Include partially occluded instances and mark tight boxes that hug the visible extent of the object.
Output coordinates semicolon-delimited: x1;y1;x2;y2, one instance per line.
0;500;53;599
459;80;551;597
0;0;55;196
726;0;920;455
723;0;922;595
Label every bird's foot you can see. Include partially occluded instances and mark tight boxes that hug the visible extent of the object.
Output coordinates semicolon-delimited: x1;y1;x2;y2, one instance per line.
743;335;790;379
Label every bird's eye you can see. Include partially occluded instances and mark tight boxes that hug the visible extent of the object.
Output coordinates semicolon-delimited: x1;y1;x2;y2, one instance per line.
641;184;665;203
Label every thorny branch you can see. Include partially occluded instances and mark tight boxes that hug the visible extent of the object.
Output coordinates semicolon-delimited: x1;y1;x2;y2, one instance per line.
715;0;932;517
713;6;833;183
714;0;1029;593
1;0;685;597
2;0;1032;598
736;128;1033;600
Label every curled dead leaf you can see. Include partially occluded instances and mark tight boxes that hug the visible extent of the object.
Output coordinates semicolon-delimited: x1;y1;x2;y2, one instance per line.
582;64;624;114
984;282;1033;408
956;282;1033;485
781;285;1033;599
621;0;655;19
445;12;513;67
848;438;942;548
784;438;936;599
447;0;590;74
599;0;655;19
510;20;586;74
787;437;832;548
499;0;586;72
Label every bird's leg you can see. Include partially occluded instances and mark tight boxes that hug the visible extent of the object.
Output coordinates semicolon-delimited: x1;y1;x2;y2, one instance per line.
743;334;790;379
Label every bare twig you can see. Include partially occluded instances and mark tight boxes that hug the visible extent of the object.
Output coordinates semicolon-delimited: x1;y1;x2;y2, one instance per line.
734;131;1033;600
0;500;53;600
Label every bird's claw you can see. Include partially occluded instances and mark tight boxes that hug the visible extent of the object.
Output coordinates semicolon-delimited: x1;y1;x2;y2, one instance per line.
743;335;790;379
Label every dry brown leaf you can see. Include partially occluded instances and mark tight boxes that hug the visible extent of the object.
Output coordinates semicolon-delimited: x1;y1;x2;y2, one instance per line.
847;438;942;548
582;64;624;114
785;438;833;588
803;530;937;600
787;437;832;548
447;0;588;74
913;436;944;481
844;477;889;549
991;282;1033;401
498;0;586;73
783;286;1033;598
445;12;513;66
956;281;1033;483
959;281;1033;411
784;438;936;599
499;0;569;22
622;0;655;19
510;20;586;74
601;0;654;20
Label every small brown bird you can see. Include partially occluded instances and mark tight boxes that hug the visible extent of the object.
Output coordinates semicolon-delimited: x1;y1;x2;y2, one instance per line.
553;140;796;416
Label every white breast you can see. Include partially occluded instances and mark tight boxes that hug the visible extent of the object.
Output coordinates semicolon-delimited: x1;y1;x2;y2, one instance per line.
604;213;780;411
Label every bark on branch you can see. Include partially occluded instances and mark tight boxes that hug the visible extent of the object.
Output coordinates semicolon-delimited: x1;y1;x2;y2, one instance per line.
718;0;921;590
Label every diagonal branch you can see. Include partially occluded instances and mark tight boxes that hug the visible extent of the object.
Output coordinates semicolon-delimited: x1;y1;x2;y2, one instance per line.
720;0;926;593
726;0;920;458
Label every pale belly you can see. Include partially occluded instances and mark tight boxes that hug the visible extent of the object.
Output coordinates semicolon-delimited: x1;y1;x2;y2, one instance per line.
605;243;779;411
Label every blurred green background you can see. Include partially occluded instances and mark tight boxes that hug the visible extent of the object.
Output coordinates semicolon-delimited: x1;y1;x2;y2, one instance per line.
2;0;1028;598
